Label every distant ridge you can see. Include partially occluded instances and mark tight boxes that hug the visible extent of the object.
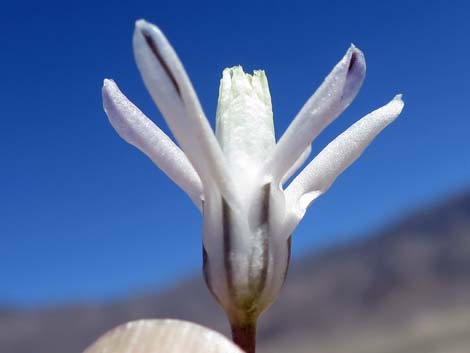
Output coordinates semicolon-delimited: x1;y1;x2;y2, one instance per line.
1;190;469;353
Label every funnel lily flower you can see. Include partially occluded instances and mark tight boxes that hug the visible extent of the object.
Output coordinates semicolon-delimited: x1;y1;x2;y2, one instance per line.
102;19;404;352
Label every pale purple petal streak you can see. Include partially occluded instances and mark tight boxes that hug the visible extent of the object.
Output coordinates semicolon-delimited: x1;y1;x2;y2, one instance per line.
284;95;404;234
266;45;366;182
102;79;203;209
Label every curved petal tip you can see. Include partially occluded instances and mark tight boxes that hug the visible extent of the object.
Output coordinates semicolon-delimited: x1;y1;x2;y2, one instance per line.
390;93;405;116
134;18;163;37
342;45;366;100
102;78;114;89
135;18;149;29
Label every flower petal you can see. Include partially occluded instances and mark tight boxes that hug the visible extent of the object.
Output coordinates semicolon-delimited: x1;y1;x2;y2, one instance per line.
216;67;275;182
132;20;238;205
202;184;291;324
281;144;312;185
83;319;244;353
102;79;203;209
284;95;404;233
266;45;366;182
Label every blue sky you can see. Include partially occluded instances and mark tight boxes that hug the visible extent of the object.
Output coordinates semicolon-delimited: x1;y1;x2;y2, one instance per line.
0;0;469;306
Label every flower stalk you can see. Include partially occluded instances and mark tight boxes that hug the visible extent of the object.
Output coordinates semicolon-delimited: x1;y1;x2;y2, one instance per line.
230;320;257;353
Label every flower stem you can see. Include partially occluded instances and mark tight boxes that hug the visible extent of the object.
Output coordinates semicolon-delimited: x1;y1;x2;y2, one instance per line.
230;320;257;353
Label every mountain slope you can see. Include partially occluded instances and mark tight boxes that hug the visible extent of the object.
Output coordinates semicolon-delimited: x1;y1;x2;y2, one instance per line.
1;191;469;353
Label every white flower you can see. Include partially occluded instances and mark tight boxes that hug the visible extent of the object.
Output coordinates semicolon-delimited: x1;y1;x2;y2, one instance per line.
84;319;244;353
102;20;404;327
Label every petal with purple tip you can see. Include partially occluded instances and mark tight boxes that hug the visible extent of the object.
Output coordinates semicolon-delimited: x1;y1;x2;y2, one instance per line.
266;45;366;182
